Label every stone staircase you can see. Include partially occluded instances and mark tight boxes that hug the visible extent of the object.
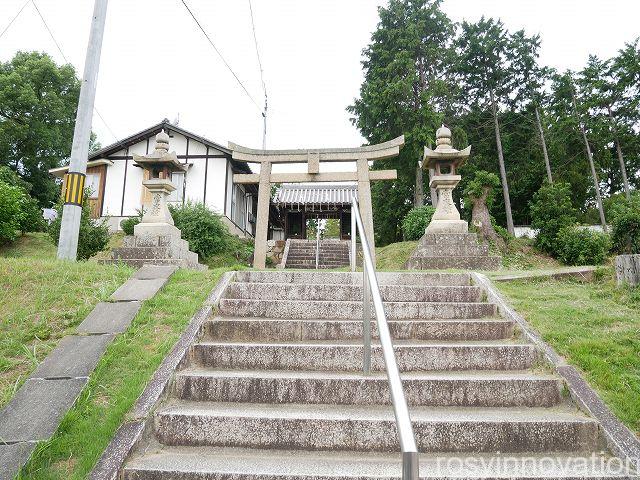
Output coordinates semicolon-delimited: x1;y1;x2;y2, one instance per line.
123;271;632;479
284;239;350;269
406;233;502;270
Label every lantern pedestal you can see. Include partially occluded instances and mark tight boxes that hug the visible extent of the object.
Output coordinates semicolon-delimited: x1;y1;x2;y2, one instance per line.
425;174;468;234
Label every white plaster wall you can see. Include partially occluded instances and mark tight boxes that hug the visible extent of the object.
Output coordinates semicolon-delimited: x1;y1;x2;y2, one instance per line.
97;130;253;236
205;157;227;215
101;158;125;217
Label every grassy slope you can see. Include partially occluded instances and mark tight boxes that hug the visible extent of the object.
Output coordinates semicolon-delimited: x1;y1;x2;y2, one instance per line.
0;234;133;407
18;266;228;479
375;241;417;270
497;271;640;435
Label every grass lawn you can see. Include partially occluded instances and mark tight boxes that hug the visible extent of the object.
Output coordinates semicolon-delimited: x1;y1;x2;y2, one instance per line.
496;270;640;435
18;266;230;479
0;233;134;407
374;237;559;272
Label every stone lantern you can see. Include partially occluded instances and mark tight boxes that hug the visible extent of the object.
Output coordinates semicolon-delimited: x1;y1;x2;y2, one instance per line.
132;130;186;237
423;125;471;234
405;125;501;270
108;130;204;269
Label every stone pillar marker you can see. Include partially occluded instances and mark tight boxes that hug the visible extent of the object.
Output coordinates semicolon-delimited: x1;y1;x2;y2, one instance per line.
107;130;205;269
133;130;185;238
423;125;470;234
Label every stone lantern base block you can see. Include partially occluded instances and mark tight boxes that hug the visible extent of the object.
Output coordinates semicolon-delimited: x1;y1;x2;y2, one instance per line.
107;226;206;271
134;222;181;239
425;219;469;235
405;232;501;271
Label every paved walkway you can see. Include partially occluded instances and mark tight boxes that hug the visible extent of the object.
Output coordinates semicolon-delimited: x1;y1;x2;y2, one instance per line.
0;264;176;480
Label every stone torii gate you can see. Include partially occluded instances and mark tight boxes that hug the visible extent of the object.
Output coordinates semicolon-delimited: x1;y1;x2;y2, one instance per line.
230;136;404;268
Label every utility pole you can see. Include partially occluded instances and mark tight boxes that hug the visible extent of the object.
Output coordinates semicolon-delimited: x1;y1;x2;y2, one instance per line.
57;0;109;260
262;95;267;149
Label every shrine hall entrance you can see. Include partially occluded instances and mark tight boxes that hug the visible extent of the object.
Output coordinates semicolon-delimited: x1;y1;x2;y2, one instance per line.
274;184;355;241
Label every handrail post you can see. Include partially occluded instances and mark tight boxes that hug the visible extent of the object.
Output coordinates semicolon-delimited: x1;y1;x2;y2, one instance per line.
362;258;371;375
350;210;356;272
351;196;419;479
315;224;320;269
402;451;419;480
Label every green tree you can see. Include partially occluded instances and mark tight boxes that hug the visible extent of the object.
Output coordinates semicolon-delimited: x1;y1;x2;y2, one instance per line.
0;51;81;206
348;0;455;246
464;170;504;245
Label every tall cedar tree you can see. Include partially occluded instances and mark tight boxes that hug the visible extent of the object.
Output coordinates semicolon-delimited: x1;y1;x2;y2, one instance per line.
0;52;80;206
348;0;455;246
455;17;516;235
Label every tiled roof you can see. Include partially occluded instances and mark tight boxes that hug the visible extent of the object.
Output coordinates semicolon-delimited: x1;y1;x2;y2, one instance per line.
274;184;357;207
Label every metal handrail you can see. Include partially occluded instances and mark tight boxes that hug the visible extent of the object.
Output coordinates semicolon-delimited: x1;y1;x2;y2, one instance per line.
350;197;419;480
315;225;321;269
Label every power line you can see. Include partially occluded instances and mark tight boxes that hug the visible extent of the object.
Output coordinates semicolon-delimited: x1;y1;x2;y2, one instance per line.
0;0;30;40
248;0;268;148
248;0;266;99
30;0;124;147
180;0;262;112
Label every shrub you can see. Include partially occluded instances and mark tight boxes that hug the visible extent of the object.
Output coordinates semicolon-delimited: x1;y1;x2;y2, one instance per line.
0;166;45;234
530;181;577;255
48;188;109;260
609;195;640;254
555;226;610;265
18;194;46;233
169;202;231;258
0;181;26;243
401;205;436;241
120;208;144;235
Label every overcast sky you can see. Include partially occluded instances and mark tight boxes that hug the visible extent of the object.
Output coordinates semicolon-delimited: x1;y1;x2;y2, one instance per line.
1;0;639;155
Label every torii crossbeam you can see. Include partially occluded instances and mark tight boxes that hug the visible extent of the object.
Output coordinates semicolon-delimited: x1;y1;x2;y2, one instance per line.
230;136;404;268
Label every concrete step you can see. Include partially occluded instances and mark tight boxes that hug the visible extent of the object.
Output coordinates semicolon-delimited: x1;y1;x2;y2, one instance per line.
286;264;348;270
286;260;349;267
218;299;496;319
233;271;471;286
112;246;174;260
124;447;635;480
190;341;539;371
154;402;599;453
174;369;563;407
412;243;489;257
223;283;483;302
285;259;350;265
419;233;482;247
286;254;350;261
203;317;514;341
406;256;502;271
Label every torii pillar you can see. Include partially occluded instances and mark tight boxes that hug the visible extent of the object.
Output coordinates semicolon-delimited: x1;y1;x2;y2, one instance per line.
230;136;404;269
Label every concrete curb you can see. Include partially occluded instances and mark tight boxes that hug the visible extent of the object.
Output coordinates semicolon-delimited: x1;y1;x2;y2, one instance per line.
0;264;176;480
89;270;236;480
471;272;640;470
490;266;597;282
